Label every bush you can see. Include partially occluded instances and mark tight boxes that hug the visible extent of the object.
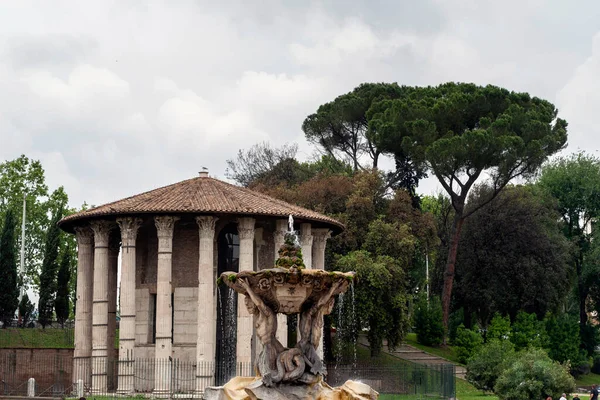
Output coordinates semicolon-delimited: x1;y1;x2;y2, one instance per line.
545;314;588;376
510;311;548;351
487;313;511;342
455;324;484;364
467;339;516;392
413;296;445;346
495;347;576;400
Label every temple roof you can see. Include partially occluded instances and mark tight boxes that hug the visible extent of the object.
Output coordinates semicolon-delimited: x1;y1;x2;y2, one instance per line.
58;173;344;232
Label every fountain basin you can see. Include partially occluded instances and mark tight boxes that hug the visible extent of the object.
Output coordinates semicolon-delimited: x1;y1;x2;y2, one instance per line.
219;268;355;314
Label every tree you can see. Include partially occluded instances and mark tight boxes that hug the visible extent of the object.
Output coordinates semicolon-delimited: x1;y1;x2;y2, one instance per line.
467;339;516;392
38;208;63;328
55;244;72;327
510;311;548;351
18;293;34;327
369;83;568;332
0;209;19;327
454;185;571;325
494;348;575;400
537;152;600;331
335;250;409;356
413;295;445;346
225;142;299;186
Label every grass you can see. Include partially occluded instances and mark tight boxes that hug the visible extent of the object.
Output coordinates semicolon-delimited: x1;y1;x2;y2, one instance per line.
455;379;498;400
575;371;600;386
0;328;74;348
404;332;460;364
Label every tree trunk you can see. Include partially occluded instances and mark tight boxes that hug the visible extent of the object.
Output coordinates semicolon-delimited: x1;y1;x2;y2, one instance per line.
441;213;465;342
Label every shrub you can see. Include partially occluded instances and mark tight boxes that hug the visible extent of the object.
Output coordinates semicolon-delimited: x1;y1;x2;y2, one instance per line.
413;295;445;346
467;339;516;392
545;314;588;376
495;347;576;400
510;311;548;351
487;313;511;342
455;324;483;364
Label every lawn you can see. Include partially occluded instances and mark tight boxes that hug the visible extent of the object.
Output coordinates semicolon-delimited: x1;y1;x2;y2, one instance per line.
404;332;460;364
575;371;600;386
0;328;74;348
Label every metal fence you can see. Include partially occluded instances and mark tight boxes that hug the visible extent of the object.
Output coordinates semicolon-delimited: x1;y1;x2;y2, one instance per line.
0;352;455;399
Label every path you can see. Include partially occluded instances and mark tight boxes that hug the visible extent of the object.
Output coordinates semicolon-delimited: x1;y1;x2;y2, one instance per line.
358;336;467;380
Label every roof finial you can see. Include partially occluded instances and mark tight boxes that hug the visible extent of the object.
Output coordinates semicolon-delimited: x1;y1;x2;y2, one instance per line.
199;167;209;178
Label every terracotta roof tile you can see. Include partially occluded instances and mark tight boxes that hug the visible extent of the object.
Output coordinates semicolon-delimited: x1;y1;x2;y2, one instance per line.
58;176;344;232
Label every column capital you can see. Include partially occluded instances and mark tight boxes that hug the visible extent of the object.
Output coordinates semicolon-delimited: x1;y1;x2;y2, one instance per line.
74;226;94;247
272;219;287;241
300;223;313;247
117;217;143;246
154;215;179;238
196;216;218;239
237;217;255;241
312;228;331;247
90;220;116;247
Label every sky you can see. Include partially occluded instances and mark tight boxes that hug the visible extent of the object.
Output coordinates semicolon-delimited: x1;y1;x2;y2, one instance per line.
1;0;600;208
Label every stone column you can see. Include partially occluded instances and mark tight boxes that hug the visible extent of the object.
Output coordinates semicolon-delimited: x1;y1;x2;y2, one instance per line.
117;218;143;395
300;223;313;269
252;228;265;364
153;216;179;396
272;219;288;347
195;216;217;394
90;220;114;394
312;228;331;359
73;226;94;388
236;217;254;374
107;235;119;390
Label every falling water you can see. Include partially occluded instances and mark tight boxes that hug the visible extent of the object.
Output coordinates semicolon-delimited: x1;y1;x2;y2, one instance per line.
335;292;345;369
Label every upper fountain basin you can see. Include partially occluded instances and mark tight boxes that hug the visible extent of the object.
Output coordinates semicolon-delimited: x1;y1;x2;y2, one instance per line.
219;268;355;314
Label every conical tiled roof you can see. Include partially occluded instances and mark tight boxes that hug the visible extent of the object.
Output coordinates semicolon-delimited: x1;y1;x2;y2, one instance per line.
58;174;343;232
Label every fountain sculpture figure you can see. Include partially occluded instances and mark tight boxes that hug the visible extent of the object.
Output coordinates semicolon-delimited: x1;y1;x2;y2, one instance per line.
205;216;378;400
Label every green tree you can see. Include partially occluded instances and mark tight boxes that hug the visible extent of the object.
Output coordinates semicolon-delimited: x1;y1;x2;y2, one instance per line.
454;324;484;364
545;314;587;375
454;185;571;325
55;243;72;327
368;83;568;332
495;347;575;400
537;152;600;331
486;313;512;342
467;339;516;392
510;311;548;351
18;293;34;327
0;209;19;327
38;208;63;328
413;295;445;346
335;250;409;356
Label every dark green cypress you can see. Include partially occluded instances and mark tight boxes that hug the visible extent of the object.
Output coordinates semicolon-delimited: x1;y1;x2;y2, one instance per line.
54;245;71;327
38;208;62;328
0;209;19;327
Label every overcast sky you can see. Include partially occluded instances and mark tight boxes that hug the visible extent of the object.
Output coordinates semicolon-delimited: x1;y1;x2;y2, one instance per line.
1;0;599;208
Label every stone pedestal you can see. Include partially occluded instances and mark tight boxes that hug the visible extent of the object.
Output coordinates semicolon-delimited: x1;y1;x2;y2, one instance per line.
195;216;217;394
73;227;94;388
154;216;179;396
117;217;142;395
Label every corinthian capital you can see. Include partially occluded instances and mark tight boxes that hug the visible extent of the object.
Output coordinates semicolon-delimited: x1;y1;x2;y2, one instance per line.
74;226;93;247
117;217;143;246
196;216;218;239
90;220;116;247
312;228;331;247
154;215;179;238
237;217;255;241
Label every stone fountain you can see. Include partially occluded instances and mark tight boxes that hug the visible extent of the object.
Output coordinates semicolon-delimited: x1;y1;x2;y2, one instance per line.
204;217;378;400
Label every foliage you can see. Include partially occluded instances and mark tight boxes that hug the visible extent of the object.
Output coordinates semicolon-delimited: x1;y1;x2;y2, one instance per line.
454;185;571;325
18;293;34;327
55;244;72;327
225;142;299;186
455;324;484;364
537;152;600;330
467;339;516;392
38;208;63;328
0;209;19;327
494;347;575;400
413;295;445;346
545;314;588;376
510;311;548;351
486;314;512;342
335;250;409;356
368;82;568;330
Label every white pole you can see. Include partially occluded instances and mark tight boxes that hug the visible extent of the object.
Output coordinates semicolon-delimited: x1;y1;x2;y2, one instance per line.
425;244;429;301
19;194;26;301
